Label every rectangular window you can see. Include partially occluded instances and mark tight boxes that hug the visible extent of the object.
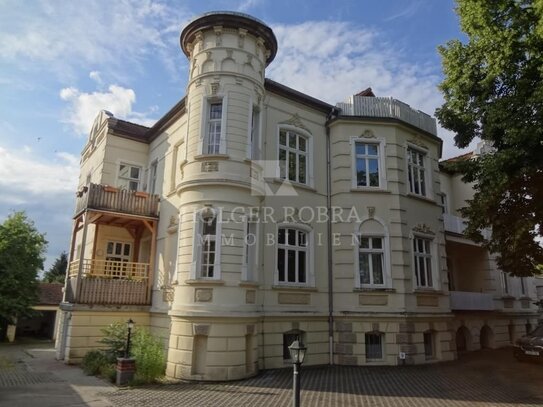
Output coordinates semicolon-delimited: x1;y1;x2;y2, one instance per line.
365;333;383;360
407;148;426;196
243;220;258;281
413;237;433;288
250;107;260;160
501;272;509;295
439;193;448;214
105;241;132;278
118;163;142;191
359;236;384;286
279;130;307;184
206;102;222;154
424;332;434;359
277;227;308;285
200;217;217;278
355;142;380;187
149;160;158;195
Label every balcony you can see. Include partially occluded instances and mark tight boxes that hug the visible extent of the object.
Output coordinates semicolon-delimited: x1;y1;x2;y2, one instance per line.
65;259;151;305
337;96;437;136
75;183;160;218
444;214;491;240
450;291;495;311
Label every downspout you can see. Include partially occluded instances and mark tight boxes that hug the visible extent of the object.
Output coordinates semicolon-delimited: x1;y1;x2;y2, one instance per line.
325;107;337;365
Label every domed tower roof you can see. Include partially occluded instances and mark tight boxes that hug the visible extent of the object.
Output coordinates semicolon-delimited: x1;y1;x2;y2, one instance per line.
180;11;278;66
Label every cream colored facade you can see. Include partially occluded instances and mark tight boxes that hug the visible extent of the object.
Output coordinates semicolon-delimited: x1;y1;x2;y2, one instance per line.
56;12;540;379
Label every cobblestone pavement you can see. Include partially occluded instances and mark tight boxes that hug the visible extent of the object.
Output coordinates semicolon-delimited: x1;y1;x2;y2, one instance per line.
0;341;113;407
106;349;543;407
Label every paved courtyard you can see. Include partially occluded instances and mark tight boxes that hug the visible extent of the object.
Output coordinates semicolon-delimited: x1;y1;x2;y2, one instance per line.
1;342;542;407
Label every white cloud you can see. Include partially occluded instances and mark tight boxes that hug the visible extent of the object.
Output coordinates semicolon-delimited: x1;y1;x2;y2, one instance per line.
237;0;262;12
89;70;103;84
268;21;469;158
60;83;156;135
0;0;191;81
0;146;78;199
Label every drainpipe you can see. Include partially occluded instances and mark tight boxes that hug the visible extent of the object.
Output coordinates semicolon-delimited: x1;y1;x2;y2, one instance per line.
325;108;337;365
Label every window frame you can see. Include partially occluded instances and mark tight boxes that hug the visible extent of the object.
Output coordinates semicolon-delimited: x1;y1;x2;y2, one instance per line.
365;331;384;361
241;215;259;282
200;95;228;155
351;136;387;190
423;331;435;360
354;218;392;289
148;159;159;195
275;224;314;287
276;125;314;187
406;144;431;198
411;233;438;290
247;102;262;160
191;207;222;280
117;161;143;191
358;236;386;288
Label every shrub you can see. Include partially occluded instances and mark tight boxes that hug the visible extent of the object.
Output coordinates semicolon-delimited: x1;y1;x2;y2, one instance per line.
131;329;166;383
99;322;127;362
99;363;117;383
81;350;109;376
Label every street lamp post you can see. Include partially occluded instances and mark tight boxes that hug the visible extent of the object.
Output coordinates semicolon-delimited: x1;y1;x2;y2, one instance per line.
125;319;135;358
288;339;307;407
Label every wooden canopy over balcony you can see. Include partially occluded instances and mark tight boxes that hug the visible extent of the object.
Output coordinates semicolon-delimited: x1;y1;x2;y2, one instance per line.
75;183;160;219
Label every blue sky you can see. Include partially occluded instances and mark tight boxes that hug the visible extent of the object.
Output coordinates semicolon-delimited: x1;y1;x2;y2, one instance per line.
0;0;470;270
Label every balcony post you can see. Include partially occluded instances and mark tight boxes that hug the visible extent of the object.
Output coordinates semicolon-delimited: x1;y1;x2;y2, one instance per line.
74;211;90;301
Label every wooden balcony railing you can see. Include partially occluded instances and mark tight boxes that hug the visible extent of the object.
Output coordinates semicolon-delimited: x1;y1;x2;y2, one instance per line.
66;259;150;305
75;183;160;218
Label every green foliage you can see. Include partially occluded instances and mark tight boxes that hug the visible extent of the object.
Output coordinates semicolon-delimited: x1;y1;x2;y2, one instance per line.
436;0;543;276
131;329;166;383
0;211;47;325
99;363;117;383
99;322;127;362
42;251;68;283
82;350;109;376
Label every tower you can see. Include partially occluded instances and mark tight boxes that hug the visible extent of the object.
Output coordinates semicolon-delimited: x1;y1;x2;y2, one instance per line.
166;12;277;381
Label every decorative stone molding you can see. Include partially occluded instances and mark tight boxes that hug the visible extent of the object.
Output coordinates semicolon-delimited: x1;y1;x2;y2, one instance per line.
226;49;233;59
246;324;255;335
361;129;376;139
291;322;299;330
238;28;247;48
359;294;388;306
193;324;210;336
408;135;428;149
210;82;220;96
279;113;310;132
205;51;213;61
416;295;438;307
278;292;310;304
245;290;255;304
213;26;223;46
367;206;375;218
169;215;179;227
413;223;435;235
201;161;219;172
195;31;204;51
195;288;213;302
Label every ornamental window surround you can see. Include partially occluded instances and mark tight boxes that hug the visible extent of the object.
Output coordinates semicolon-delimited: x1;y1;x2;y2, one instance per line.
407;147;427;196
278;128;309;185
276;226;312;286
351;137;387;189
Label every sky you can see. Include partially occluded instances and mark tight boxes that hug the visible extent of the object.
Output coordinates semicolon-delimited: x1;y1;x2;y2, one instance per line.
0;0;473;271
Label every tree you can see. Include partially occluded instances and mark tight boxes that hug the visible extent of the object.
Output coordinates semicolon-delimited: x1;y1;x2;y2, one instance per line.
43;251;68;283
436;0;543;276
0;212;47;327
